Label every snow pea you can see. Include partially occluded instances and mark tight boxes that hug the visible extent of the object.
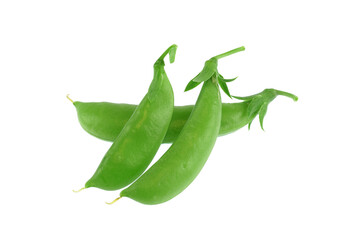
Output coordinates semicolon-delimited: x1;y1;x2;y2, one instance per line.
68;90;296;143
77;44;177;191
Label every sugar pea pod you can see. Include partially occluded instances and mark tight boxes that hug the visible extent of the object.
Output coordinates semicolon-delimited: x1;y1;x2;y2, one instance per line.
68;88;297;143
109;46;245;205
78;44;177;191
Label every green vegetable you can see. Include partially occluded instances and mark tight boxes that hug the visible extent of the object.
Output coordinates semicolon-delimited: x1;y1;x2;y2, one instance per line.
77;44;177;191
68;89;297;143
110;47;244;205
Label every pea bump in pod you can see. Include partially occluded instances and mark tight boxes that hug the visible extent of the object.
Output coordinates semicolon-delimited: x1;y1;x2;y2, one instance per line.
74;44;177;191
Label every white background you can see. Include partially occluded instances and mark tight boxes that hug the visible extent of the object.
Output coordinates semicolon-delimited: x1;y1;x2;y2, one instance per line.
1;1;346;239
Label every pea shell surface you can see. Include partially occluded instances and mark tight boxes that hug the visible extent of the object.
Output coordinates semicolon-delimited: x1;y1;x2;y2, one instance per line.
74;102;136;141
85;67;174;190
74;101;250;142
121;79;221;204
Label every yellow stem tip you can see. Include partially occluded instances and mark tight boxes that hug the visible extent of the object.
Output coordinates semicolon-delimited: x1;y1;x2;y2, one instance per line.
106;196;122;205
72;187;85;193
66;94;74;103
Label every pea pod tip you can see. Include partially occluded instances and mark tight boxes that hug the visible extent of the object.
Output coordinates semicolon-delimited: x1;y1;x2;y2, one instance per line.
72;187;86;193
66;94;74;103
106;196;122;205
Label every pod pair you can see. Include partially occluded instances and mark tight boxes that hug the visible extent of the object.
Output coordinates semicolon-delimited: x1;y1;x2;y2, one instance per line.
115;47;299;205
72;45;298;205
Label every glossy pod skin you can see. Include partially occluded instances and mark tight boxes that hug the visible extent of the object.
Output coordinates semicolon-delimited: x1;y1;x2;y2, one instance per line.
116;47;247;205
84;45;177;191
71;101;250;143
120;79;221;204
72;102;136;142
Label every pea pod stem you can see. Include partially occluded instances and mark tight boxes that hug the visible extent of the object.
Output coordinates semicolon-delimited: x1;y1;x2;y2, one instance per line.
274;89;298;101
184;46;245;95
66;94;74;103
72;187;85;193
231;88;298;130
106;196;122;205
155;44;177;65
213;46;246;60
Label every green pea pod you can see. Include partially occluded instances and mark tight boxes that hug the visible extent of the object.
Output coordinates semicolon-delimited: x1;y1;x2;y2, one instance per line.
68;90;297;143
80;44;177;191
113;47;244;205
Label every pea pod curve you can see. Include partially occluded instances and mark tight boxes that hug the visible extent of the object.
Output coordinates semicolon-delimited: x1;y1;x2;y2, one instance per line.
81;44;177;191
